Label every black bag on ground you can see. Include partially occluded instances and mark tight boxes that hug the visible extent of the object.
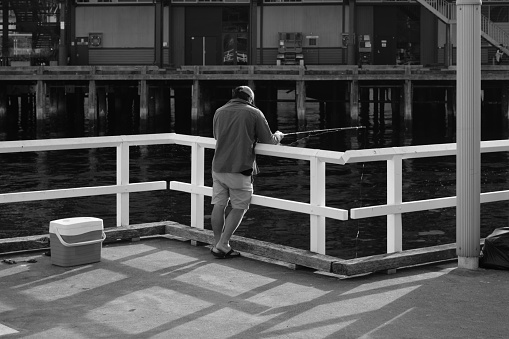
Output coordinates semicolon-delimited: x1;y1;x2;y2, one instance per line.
480;227;509;270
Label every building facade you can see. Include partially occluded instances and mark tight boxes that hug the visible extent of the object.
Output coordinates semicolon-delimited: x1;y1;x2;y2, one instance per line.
1;0;509;66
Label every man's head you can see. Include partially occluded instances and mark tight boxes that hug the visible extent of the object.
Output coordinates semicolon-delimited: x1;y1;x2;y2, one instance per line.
232;86;255;104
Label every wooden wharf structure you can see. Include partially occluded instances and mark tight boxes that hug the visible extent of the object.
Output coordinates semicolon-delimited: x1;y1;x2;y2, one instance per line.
1;64;509;139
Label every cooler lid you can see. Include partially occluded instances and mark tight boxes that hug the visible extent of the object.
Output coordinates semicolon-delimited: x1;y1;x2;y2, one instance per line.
49;217;104;236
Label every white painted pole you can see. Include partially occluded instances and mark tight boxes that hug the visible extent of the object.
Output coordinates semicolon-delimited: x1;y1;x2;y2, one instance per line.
117;142;130;226
310;156;326;254
191;142;205;229
387;156;403;253
456;0;482;269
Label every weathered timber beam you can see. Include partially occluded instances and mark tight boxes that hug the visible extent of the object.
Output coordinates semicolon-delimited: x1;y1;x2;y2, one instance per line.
330;241;482;276
162;221;336;272
103;222;167;243
0;222;167;254
0;235;51;253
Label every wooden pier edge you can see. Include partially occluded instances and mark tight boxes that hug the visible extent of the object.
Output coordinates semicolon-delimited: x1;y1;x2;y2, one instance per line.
0;221;470;276
331;244;458;276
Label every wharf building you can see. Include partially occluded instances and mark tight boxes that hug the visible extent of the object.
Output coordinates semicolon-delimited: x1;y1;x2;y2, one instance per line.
1;0;509;139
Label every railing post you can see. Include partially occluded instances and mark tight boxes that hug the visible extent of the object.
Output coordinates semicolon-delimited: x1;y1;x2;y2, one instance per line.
116;141;129;226
310;156;326;254
387;155;403;253
191;141;205;229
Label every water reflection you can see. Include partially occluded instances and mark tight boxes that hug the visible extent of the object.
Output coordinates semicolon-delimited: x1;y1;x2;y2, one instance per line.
1;91;508;259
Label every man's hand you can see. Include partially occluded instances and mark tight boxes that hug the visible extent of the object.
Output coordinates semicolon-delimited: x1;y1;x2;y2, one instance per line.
274;131;285;143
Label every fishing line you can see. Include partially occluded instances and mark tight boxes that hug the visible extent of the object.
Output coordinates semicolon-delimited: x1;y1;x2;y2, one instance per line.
282;126;366;147
283;126;366;136
355;162;365;259
354;130;369;259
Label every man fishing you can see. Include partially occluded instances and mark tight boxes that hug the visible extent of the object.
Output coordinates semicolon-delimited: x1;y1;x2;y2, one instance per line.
211;85;284;258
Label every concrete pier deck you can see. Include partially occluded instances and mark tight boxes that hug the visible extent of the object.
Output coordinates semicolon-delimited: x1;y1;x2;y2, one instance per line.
1;235;507;338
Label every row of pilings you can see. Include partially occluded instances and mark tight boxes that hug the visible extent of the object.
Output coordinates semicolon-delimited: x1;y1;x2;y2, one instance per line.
0;79;508;141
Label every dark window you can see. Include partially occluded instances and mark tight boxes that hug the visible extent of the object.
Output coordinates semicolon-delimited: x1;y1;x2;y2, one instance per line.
222;7;248;33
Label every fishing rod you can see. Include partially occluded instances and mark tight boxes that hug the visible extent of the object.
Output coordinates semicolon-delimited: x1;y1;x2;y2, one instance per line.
283;126;366;136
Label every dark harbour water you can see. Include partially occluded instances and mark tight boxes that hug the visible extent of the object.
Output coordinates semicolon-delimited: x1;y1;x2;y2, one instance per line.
1;95;509;259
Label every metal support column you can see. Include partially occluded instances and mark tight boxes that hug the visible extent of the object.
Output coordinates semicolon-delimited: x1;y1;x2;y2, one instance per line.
2;0;9;64
154;0;164;67
250;0;258;65
445;24;451;68
347;0;357;65
456;0;481;270
58;0;67;66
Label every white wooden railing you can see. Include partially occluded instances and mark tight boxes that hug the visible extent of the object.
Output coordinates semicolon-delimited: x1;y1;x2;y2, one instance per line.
341;140;509;253
170;137;509;255
2;134;509;257
0;135;170;227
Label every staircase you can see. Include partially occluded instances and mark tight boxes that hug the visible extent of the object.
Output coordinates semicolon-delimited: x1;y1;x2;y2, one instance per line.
416;0;509;55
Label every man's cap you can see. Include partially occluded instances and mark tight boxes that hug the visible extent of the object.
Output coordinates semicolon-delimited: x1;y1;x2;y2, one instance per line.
234;86;255;101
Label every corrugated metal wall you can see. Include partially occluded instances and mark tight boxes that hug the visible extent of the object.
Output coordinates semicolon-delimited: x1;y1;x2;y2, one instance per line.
304;48;344;64
257;47;343;65
356;6;373;38
75;6;155;48
89;48;170;65
257;49;278;65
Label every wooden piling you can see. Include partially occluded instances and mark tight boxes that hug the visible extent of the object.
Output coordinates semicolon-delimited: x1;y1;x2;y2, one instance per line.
350;79;359;125
87;80;97;136
373;88;380;128
97;87;107;135
191;79;201;134
296;80;306;130
379;88;386;127
404;79;413;131
36;80;46;138
139;80;148;133
501;83;509;137
174;86;192;134
155;84;171;133
20;94;30;137
446;87;456;138
0;85;5;136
